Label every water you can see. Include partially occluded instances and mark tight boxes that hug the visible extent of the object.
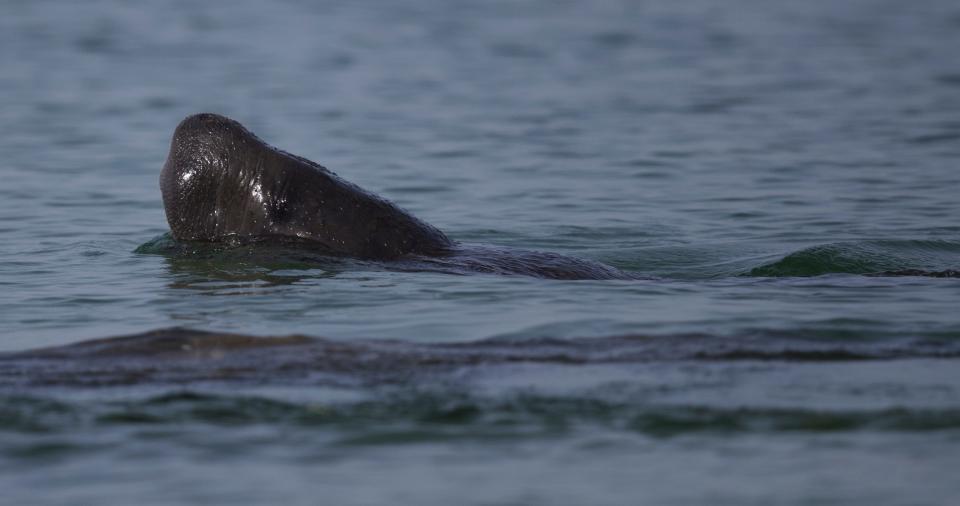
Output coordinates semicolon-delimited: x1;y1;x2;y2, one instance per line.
2;0;960;504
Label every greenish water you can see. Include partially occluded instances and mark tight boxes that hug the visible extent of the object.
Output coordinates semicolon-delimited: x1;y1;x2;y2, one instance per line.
2;0;960;504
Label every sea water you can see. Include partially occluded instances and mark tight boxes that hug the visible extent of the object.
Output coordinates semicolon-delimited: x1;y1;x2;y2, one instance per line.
1;0;960;504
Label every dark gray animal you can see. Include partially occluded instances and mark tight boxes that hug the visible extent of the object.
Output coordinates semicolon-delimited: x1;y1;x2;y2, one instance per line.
160;113;636;280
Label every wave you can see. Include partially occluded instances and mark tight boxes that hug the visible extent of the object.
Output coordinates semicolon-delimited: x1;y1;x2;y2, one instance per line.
3;328;959;388
3;390;958;438
2;329;958;445
747;240;960;277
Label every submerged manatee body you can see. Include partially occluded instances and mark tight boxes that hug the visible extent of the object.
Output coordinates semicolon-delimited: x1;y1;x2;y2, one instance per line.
160;113;636;280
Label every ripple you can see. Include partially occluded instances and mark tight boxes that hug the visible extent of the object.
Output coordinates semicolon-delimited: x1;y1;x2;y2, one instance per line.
3;328;960;389
748;240;960;277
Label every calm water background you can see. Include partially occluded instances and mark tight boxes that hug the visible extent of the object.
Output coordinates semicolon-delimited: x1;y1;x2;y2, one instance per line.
2;0;960;504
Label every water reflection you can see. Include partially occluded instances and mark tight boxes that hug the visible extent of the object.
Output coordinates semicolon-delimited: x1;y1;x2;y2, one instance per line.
141;233;352;293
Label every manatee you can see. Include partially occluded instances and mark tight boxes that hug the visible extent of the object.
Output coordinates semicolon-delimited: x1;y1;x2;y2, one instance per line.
159;113;637;280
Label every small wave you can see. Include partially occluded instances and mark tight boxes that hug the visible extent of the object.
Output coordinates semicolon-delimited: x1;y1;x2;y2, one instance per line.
2;328;959;389
2;390;958;439
747;240;960;277
2;329;959;447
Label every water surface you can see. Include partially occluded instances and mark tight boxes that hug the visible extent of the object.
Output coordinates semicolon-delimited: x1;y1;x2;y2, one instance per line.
2;0;960;504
